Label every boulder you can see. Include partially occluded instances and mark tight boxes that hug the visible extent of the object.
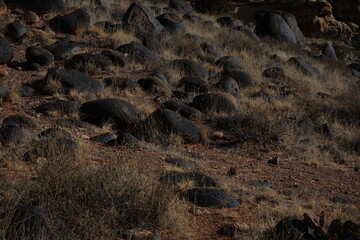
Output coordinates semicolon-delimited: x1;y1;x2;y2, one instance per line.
115;132;140;147
288;57;320;76
156;13;185;35
5;22;28;41
50;8;90;35
44;68;103;94
169;0;193;14
162;101;202;120
322;43;337;61
170;59;208;79
161;172;218;187
0;37;13;64
4;0;65;14
214;77;240;98
64;53;113;73
26;46;54;66
80;98;139;130
122;2;166;38
101;49;125;67
262;67;285;80
117;41;162;67
90;132;116;143
2;115;37;129
178;77;209;93
192;93;238;114
22;11;40;24
180;188;241;208
44;40;85;60
138;77;171;95
216;56;247;70
0;124;25;145
255;10;305;45
220;68;255;88
0;85;9;99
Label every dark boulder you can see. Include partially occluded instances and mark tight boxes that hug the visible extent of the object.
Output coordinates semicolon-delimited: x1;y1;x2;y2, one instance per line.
90;132;116;143
44;40;85;60
169;0;193;14
178;77;209;93
5;22;28;41
4;0;65;14
104;77;137;92
162;101;202;120
262;67;285;80
170;59;208;79
26;46;54;66
288;57;320;76
0;37;13;64
117;41;162;67
214;77;240;98
156;13;185;35
44;68;103;94
2;115;37;129
80;98;139;130
216;56;247;70
161;172;218;187
192;93;238;114
275;217;309;240
180;188;241;208
101;49;125;67
49;8;90;35
0;85;9;99
122;2;166;38
115;132;140;147
0;124;25;145
165;157;197;169
322;43;337;61
64;53;113;73
255;10;305;45
220;68;255;88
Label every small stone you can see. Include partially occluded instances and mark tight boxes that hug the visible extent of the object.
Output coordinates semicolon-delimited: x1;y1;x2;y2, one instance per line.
227;167;237;176
268;156;279;165
212;131;224;139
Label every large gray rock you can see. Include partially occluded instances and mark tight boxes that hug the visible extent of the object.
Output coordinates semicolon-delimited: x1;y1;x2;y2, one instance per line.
170;59;208;79
49;8;90;35
255;10;305;45
180;188;241;208
220;69;255;88
0;37;13;64
0;124;25;145
122;2;166;38
4;0;65;14
80;98;139;130
44;68;103;94
156;13;185;35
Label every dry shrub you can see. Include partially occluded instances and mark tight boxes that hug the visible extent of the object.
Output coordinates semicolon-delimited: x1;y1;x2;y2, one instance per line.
0;144;178;239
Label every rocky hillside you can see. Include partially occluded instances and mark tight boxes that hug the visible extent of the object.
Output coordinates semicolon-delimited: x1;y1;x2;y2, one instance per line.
0;0;359;239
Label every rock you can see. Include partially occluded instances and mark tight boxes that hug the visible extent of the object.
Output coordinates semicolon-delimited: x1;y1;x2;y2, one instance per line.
44;68;103;95
117;41;162;67
4;0;65;14
165;157;197;169
0;85;9;99
275;217;307;240
216;56;247;70
26;46;54;66
227;167;236;176
122;2;166;38
50;8;90;35
212;131;224;139
255;10;305;45
201;42;217;56
101;49;125;67
268;156;279;165
0;37;13;64
35;100;79;117
180;188;241;208
22;11;40;24
156;13;185;35
27;63;42;71
297;117;313;135
64;53;113;73
214;77;240;98
0;124;25;145
178;77;209;93
39;128;72;139
316;123;333;137
138;77;171;95
2;115;37;128
220;69;255;88
262;67;285;80
169;0;193;14
0;69;8;77
192;93;238;114
339;220;360;240
160;172;218;187
170;59;208;79
232;26;260;41
288;57;320;76
80;98;139;130
115;132;140;147
140;109;201;143
162;101;202;120
5;21;28;41
322;43;337;61
251;90;270;102
90;132;116;143
104;77;137;92
44;40;84;60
